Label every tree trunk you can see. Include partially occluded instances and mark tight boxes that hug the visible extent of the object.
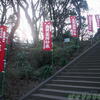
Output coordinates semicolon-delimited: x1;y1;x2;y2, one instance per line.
9;4;20;49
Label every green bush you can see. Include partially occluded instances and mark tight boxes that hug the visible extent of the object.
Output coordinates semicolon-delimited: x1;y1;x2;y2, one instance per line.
28;48;52;69
7;50;34;79
8;48;52;79
16;61;34;79
33;65;53;80
7;40;80;80
54;47;70;66
28;48;43;69
53;43;79;67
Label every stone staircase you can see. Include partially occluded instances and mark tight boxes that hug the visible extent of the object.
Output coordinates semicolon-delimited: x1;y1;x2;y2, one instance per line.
19;42;100;100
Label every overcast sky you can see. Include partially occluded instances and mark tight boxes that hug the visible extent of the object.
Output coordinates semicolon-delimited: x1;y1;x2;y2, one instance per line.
86;0;100;33
87;0;100;14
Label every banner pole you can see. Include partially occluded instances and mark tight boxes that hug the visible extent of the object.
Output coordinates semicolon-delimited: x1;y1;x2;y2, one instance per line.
51;20;53;68
49;0;53;68
2;71;5;98
2;52;7;98
0;26;7;99
51;20;54;69
1;49;7;99
51;43;53;68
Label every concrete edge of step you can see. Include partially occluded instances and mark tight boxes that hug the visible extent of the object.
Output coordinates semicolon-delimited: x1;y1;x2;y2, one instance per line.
19;41;100;100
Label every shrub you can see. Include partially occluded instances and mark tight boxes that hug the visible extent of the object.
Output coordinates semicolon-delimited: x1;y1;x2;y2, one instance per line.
33;65;53;80
28;48;52;69
53;47;70;66
7;40;80;80
53;42;79;67
7;50;34;79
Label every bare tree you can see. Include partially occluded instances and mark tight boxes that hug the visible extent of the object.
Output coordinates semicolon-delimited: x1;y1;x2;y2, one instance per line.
0;0;10;25
17;0;43;46
0;0;21;48
9;0;20;47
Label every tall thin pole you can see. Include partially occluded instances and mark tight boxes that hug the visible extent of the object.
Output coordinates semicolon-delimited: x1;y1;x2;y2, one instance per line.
48;0;54;68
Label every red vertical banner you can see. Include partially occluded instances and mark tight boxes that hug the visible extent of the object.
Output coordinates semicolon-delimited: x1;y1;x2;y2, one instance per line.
95;14;100;28
70;16;77;37
87;15;93;32
43;21;52;51
0;26;7;72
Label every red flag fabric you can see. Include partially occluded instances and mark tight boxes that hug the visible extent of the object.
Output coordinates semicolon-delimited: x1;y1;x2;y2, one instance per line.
0;26;7;72
87;15;93;32
95;14;100;28
43;21;52;51
70;16;77;37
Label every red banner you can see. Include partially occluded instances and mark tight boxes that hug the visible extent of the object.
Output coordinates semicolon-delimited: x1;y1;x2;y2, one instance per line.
87;15;93;32
0;26;7;72
43;21;52;51
95;14;100;28
70;16;77;37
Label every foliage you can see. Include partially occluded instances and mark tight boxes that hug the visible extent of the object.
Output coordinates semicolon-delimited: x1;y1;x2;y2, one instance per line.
53;41;79;66
63;30;72;39
42;0;88;41
28;48;52;69
54;47;69;66
65;93;100;100
7;50;33;79
7;40;79;80
7;48;52;79
71;0;88;36
41;0;72;40
33;65;53;80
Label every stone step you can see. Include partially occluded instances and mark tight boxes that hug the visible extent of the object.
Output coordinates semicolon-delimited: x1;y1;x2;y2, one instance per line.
80;60;100;63
45;84;100;93
74;63;100;66
68;69;100;73
55;76;100;82
61;72;100;77
31;94;71;100
68;66;100;69
50;79;100;87
38;88;100;98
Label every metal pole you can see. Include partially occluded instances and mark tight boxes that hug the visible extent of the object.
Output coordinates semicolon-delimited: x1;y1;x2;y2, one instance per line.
1;48;7;100
48;0;54;68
